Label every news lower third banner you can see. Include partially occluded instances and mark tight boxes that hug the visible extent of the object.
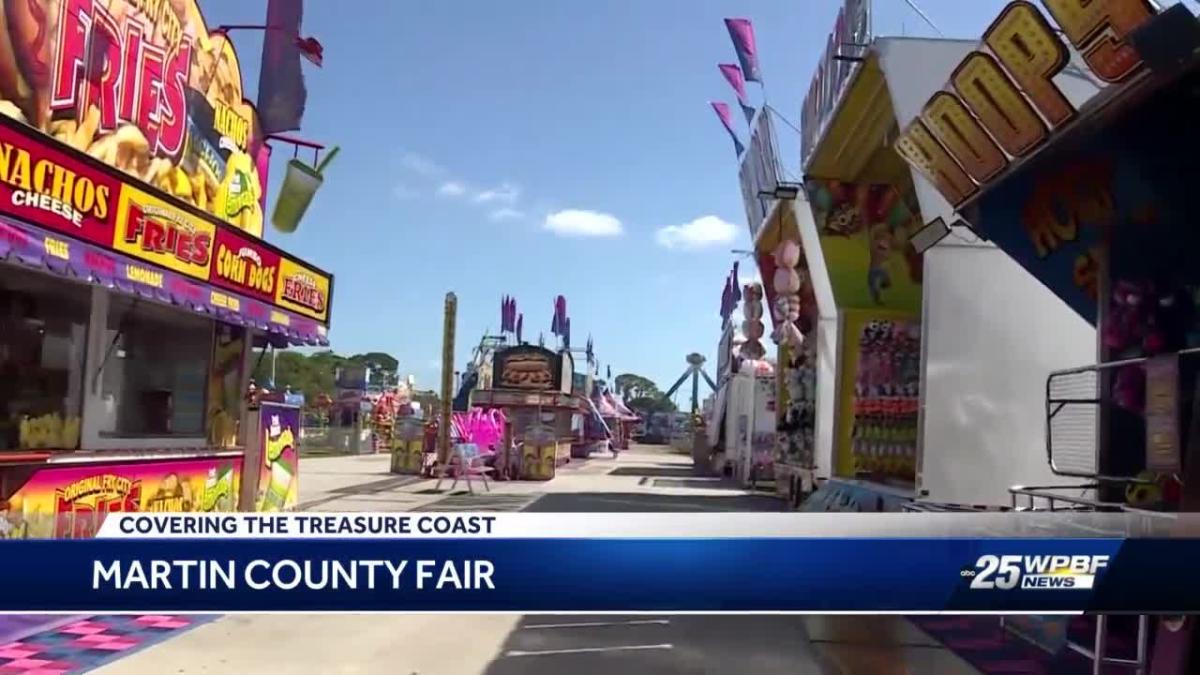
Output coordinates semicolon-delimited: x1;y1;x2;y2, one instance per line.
1;513;1198;613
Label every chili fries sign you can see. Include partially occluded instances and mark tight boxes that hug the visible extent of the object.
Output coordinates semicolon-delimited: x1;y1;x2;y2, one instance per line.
0;0;266;237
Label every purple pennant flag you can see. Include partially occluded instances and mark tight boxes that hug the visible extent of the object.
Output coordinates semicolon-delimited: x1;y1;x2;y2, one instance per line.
724;18;762;83
711;102;745;157
718;64;757;126
732;263;742;303
257;0;309;134
721;277;733;320
517;314;523;343
718;64;748;104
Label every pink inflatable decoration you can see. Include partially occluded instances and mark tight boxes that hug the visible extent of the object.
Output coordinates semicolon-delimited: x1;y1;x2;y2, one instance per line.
452;408;508;451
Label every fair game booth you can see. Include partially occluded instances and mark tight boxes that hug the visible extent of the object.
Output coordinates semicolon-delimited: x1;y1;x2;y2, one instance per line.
749;0;1093;513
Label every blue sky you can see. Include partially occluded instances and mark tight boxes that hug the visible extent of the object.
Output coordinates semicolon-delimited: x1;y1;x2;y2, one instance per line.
205;0;1021;399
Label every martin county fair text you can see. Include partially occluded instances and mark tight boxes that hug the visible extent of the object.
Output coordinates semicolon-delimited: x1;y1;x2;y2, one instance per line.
96;515;502;592
93;558;496;592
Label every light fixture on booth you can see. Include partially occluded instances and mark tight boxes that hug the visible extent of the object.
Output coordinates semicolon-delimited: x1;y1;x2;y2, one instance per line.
909;216;981;254
908;217;951;254
758;182;801;201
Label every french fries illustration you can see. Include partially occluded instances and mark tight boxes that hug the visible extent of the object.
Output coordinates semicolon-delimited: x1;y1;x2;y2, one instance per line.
0;0;263;233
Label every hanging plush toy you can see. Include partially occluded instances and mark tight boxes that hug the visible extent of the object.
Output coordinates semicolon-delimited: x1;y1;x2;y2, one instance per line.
772;241;804;348
740;283;766;360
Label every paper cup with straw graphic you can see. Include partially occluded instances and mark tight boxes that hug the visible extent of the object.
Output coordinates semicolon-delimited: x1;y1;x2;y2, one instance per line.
272;147;340;233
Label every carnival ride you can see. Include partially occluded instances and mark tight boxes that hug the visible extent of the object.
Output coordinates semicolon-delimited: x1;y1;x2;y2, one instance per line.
454;333;508;411
662;353;718;416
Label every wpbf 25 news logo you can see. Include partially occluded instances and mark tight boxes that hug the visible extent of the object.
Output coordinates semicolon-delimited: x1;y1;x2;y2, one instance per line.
960;555;1110;590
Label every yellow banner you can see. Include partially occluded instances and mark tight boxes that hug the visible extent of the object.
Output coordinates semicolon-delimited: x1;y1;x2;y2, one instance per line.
114;186;215;280
275;257;331;322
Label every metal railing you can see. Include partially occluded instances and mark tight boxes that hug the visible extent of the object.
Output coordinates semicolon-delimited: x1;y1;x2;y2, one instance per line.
1003;349;1200;675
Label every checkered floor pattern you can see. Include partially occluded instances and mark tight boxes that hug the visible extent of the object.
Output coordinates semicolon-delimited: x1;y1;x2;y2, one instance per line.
0;615;215;674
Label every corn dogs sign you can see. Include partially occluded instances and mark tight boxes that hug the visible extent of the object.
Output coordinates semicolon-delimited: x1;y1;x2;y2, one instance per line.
0;0;266;236
893;0;1156;208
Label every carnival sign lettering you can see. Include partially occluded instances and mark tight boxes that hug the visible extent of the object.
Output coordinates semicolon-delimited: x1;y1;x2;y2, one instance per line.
211;227;280;302
275;257;330;322
282;274;324;313
114;186;214;279
893;0;1156;208
216;245;275;294
51;0;191;158
54;474;141;538
0;0;266;235
0;121;117;244
801;0;871;165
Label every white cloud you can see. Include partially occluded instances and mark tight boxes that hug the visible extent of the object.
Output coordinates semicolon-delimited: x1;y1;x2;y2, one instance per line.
655;215;738;250
437;181;467;197
400;152;445;177
475;183;520;204
489;207;524;222
543;209;624;237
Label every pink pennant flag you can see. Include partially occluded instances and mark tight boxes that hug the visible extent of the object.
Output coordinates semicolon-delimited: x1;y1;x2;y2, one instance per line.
724;18;762;83
711;102;745;157
719;64;756;125
718;64;748;104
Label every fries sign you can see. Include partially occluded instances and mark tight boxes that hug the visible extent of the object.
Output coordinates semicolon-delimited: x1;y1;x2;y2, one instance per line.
0;0;267;237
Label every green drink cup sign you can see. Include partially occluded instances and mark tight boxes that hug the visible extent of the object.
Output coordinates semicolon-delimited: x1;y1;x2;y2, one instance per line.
272;147;340;234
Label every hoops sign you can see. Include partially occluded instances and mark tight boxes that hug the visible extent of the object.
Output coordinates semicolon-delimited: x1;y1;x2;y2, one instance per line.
893;0;1157;207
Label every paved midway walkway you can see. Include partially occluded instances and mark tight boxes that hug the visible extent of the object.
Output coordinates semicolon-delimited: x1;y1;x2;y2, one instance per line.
92;445;981;675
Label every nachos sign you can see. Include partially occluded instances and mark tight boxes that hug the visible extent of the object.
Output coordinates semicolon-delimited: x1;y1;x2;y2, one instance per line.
0;0;268;236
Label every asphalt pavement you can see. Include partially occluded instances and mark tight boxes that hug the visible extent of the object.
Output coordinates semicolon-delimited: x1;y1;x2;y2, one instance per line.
482;614;832;675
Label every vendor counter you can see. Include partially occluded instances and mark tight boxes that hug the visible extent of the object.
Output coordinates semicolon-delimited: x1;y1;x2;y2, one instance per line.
0;402;300;538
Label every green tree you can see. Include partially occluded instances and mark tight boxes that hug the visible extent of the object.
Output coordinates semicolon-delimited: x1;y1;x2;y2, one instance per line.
626;396;678;415
250;348;401;403
614;373;661;401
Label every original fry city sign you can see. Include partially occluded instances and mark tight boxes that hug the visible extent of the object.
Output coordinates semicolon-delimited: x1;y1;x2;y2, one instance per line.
894;0;1157;208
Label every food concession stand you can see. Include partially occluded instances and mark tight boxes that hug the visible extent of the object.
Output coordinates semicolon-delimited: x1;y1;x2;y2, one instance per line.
470;345;576;481
0;0;334;540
